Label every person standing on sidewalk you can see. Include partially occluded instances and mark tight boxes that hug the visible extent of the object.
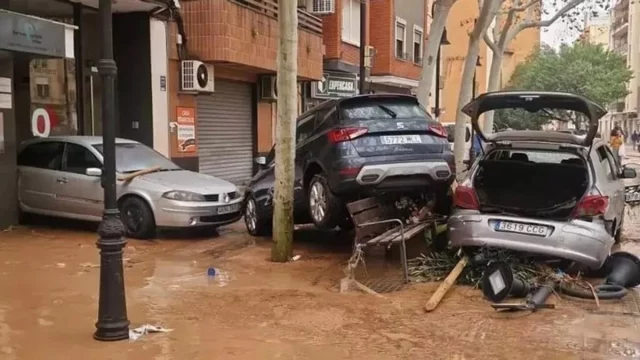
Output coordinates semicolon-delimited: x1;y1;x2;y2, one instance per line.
610;129;623;164
633;131;639;151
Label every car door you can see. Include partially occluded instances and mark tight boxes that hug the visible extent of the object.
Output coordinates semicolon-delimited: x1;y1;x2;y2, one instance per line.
594;145;624;225
252;146;277;215
57;142;104;218
17;141;65;213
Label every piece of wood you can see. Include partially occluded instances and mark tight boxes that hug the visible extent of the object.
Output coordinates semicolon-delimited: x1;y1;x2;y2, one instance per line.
117;166;162;182
424;256;469;312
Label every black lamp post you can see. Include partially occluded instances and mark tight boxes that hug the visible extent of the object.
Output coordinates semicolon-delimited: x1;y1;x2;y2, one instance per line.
433;27;450;120
94;0;130;341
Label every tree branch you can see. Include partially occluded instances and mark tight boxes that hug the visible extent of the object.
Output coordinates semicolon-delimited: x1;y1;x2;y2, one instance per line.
483;30;500;53
513;0;585;34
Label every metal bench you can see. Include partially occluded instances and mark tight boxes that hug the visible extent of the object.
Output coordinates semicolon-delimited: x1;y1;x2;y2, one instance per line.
346;197;446;283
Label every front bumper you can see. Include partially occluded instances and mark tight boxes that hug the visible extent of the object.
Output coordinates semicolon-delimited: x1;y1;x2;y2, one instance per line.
154;198;243;228
448;210;614;269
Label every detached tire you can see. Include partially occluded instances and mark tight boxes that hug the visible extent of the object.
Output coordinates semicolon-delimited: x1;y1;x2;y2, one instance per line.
119;196;156;239
308;174;344;229
244;195;272;237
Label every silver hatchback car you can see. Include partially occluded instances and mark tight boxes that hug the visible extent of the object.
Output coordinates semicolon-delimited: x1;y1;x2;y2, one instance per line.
448;91;637;270
17;136;243;239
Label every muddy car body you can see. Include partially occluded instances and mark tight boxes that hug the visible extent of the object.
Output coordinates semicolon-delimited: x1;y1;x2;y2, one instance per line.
448;91;637;270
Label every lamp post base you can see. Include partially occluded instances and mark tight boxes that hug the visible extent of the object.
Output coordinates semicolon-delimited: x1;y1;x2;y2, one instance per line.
94;209;130;342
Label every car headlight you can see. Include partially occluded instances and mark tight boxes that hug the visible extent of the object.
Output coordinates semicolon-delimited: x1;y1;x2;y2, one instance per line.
162;190;206;202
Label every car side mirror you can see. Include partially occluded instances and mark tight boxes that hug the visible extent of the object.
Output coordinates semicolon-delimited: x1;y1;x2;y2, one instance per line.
621;167;637;179
86;167;102;177
254;156;267;166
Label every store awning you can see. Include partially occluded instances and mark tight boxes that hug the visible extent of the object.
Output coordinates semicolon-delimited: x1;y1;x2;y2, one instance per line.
0;9;77;59
367;75;419;89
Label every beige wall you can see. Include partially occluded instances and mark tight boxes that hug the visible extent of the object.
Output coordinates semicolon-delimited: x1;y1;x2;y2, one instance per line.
438;0;539;124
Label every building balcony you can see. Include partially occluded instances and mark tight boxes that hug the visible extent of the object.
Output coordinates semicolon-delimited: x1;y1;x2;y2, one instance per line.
180;0;323;80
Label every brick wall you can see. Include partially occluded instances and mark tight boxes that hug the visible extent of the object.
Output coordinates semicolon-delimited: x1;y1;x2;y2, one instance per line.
321;0;370;68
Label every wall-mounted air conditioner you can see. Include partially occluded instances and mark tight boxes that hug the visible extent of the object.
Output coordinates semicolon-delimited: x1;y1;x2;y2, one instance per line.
181;60;214;93
260;75;277;101
364;45;376;68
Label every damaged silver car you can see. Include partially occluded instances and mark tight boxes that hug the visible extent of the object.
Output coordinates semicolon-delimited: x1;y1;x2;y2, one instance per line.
448;91;637;270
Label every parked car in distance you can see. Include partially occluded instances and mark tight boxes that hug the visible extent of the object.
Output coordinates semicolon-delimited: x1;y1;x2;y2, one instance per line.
17;136;243;239
449;91;636;271
243;93;454;236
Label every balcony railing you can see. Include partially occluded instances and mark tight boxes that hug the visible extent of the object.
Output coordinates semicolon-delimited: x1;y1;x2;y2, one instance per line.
229;0;322;35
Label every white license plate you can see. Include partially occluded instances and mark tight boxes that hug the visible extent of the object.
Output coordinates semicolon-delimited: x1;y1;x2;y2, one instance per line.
380;135;422;145
217;203;240;215
494;221;549;237
626;192;640;202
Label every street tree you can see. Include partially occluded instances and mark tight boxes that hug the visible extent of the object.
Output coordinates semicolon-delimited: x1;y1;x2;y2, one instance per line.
271;0;298;262
416;0;459;110
452;0;502;177
496;43;632;129
482;0;607;133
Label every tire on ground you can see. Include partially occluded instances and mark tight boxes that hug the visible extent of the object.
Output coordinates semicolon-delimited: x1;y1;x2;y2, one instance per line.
308;173;345;229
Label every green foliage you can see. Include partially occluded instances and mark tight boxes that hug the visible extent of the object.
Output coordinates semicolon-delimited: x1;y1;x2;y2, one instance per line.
495;43;632;130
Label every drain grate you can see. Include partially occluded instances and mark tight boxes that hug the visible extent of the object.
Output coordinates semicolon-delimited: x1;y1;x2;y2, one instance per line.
352;247;409;294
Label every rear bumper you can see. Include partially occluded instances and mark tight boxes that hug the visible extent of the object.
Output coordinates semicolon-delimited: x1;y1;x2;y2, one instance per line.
448;210;614;269
330;160;453;195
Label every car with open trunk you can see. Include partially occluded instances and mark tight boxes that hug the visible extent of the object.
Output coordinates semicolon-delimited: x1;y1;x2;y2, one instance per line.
448;91;636;270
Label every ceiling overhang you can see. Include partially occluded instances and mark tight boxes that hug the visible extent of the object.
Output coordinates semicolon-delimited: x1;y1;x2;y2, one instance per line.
367;75;419;89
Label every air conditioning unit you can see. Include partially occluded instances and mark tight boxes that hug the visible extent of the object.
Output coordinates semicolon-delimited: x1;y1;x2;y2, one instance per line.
181;60;214;93
260;75;277;101
308;0;335;14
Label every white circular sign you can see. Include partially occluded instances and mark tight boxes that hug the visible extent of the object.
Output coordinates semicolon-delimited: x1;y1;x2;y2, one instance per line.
31;108;50;138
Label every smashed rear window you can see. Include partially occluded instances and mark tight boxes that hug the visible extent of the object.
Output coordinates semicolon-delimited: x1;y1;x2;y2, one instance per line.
341;98;430;120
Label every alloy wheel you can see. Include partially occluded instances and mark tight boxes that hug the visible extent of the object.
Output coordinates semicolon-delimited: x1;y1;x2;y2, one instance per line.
245;199;257;232
123;204;143;234
309;181;326;223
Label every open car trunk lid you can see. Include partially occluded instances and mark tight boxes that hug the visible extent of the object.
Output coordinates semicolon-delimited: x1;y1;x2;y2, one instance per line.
472;149;590;219
461;91;607;147
338;95;448;157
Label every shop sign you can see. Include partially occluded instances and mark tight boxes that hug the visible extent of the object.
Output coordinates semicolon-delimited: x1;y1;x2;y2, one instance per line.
311;72;358;99
31;108;51;137
0;10;67;58
175;106;196;153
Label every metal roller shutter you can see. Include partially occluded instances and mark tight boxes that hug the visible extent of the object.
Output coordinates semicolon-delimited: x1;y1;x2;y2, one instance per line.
197;80;253;185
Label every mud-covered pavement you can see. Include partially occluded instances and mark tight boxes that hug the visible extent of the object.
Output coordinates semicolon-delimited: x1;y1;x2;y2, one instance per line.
1;215;640;360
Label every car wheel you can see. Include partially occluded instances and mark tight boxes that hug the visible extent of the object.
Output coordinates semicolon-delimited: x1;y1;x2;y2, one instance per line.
308;174;344;229
119;196;156;239
244;195;271;237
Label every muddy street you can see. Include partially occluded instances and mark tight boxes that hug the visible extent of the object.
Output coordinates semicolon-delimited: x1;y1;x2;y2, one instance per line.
0;218;639;359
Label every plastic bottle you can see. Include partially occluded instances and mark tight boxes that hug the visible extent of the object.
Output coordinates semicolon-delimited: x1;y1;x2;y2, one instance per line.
207;267;216;285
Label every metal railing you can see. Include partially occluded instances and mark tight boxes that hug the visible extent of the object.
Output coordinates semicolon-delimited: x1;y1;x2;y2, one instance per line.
228;0;322;35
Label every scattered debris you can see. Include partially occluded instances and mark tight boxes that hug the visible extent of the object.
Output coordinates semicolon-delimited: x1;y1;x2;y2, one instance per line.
55;263;66;269
128;324;173;341
425;254;469;312
291;255;301;262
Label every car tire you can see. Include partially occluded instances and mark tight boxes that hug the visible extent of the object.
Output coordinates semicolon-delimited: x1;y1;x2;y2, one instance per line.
119;196;156;239
308;174;344;229
244;195;271;237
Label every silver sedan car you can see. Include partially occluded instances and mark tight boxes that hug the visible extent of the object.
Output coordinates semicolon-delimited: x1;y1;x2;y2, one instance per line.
449;91;636;270
17;136;243;239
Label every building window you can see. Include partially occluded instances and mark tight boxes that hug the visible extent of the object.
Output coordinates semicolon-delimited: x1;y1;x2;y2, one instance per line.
341;0;361;46
413;25;423;64
395;18;407;60
35;77;50;98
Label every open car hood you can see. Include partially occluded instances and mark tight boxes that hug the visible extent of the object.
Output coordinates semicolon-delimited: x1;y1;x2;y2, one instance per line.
461;91;607;147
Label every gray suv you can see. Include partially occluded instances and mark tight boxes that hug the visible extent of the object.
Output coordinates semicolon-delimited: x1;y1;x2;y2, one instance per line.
244;94;454;236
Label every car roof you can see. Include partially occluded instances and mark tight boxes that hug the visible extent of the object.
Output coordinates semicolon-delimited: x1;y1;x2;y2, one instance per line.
21;136;139;147
490;130;590;146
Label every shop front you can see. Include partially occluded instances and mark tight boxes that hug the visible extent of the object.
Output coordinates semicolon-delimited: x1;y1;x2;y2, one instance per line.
0;9;76;229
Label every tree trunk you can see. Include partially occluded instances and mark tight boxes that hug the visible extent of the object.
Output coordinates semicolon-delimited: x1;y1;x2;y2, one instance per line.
482;49;504;133
452;0;501;178
271;1;298;263
416;3;451;110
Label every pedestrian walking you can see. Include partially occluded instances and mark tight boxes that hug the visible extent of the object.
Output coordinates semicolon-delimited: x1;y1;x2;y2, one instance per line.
610;129;623;164
633;131;639;151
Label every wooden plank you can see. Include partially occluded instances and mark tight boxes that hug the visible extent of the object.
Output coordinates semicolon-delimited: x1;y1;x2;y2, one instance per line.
347;197;381;215
368;222;428;246
424;256;469;312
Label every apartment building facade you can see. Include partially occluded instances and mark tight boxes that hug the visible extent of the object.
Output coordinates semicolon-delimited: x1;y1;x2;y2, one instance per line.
172;0;323;185
604;0;640;137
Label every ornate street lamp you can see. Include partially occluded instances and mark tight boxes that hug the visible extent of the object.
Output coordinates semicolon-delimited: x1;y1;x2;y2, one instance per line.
433;27;450;120
94;0;130;341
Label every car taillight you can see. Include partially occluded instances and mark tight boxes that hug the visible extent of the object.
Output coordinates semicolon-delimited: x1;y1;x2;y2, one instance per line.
454;185;480;210
428;123;447;138
327;127;368;143
571;195;609;218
